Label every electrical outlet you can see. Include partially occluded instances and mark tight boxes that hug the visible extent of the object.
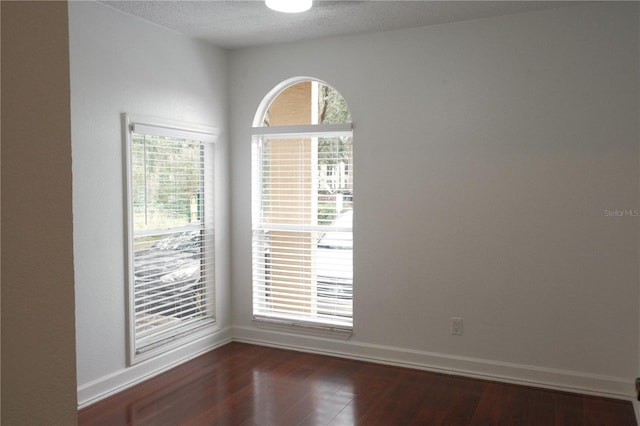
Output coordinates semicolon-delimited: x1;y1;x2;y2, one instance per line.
451;317;463;335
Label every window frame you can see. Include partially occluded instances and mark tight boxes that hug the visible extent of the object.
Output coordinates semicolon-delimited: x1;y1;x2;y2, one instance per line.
123;113;218;365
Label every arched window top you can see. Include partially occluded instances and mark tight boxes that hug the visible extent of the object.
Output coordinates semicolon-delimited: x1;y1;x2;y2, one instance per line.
254;77;351;128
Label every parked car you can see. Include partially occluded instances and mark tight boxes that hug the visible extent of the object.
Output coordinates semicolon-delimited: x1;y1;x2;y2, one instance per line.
316;210;353;318
134;231;203;319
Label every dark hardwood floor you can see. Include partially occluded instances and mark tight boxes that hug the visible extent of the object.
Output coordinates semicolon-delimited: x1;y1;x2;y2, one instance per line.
79;342;637;426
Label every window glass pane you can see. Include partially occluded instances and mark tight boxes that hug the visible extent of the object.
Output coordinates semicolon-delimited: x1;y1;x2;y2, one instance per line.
263;81;351;127
317;136;353;225
317;85;351;124
132;135;202;232
260;136;353;226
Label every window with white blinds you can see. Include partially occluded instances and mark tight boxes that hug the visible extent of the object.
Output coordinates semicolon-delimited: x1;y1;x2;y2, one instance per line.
124;115;216;363
251;79;353;332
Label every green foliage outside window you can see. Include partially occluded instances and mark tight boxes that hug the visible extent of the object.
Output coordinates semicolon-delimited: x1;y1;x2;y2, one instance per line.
132;135;203;232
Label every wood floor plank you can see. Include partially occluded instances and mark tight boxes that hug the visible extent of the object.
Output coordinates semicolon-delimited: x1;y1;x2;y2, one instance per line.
418;374;485;425
552;391;583;426
78;342;637;426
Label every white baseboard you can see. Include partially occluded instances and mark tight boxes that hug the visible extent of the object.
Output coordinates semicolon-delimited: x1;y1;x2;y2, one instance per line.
232;325;635;402
77;327;233;409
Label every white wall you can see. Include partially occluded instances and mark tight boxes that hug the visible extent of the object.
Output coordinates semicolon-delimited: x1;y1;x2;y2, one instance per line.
229;3;639;398
69;2;231;406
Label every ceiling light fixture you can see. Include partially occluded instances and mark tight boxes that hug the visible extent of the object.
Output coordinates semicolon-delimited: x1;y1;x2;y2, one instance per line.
266;0;312;13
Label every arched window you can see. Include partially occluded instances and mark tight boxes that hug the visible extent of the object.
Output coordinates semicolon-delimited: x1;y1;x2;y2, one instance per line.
251;78;353;332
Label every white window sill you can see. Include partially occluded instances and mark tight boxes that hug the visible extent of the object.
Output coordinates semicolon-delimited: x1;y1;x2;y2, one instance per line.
252;315;353;340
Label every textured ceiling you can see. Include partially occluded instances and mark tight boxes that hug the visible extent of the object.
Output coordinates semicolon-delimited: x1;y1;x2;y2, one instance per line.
101;1;578;49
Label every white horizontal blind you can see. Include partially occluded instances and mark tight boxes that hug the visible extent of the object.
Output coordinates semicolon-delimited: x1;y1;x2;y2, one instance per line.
252;131;353;329
126;119;216;361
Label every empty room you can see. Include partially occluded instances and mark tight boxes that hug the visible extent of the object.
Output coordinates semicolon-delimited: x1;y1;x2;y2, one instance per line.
3;0;640;424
